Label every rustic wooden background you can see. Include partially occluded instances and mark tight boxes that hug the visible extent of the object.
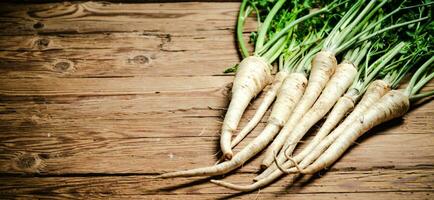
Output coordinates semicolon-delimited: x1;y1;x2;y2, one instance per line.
0;1;433;199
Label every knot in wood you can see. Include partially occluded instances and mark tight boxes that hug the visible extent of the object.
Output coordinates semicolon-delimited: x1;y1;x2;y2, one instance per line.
35;38;49;49
54;61;72;72
14;153;42;171
131;55;150;65
33;22;44;29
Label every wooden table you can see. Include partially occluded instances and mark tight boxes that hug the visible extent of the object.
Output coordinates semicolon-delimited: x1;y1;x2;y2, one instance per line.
0;1;433;199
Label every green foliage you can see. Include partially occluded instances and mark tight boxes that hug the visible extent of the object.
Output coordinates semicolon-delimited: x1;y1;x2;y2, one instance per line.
249;0;280;21
223;64;239;74
249;32;258;44
246;0;279;45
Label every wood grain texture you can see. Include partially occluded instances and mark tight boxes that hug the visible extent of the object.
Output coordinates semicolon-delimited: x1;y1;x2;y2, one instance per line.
3;193;433;200
0;33;242;77
0;1;433;199
0;133;433;174
0;169;433;195
0;2;257;35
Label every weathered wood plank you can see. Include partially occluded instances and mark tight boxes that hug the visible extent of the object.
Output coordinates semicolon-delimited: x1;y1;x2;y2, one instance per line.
0;2;256;36
0;77;432;174
0;32;245;77
0;2;257;78
0;133;432;174
0;77;233;96
0;2;252;78
0;169;432;196
4;192;433;200
0;92;433;140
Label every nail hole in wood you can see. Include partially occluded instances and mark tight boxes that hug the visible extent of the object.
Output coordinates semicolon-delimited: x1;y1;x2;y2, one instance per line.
33;22;44;29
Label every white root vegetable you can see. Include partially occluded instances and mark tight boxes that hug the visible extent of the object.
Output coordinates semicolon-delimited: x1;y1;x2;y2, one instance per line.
210;148;306;191
292;79;390;171
260;0;393;166
212;0;432;190
281;61;357;156
262;0;401;167
295;55;434;174
258;0;396;173
221;56;272;160
158;73;306;178
294;89;356;156
211;80;393;190
298;90;409;174
255;79;389;181
268;73;307;130
254;90;355;180
262;59;355;168
211;163;287;192
260;51;337;168
231;71;289;149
